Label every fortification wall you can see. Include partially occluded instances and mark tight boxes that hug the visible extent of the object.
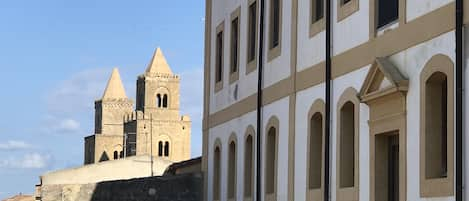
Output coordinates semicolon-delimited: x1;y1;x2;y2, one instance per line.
40;173;202;201
41;155;173;185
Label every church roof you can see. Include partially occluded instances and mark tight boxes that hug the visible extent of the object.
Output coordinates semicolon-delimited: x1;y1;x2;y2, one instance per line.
102;68;128;99
145;47;173;75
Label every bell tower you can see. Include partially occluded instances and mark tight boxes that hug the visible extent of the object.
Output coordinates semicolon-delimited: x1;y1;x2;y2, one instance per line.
136;48;181;120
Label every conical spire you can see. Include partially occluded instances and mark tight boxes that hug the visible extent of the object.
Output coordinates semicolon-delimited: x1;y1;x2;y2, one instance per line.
102;68;128;99
145;47;173;75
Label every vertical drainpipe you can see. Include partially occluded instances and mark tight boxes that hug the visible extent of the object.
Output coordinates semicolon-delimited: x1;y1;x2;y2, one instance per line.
256;0;266;200
324;0;332;200
456;0;464;200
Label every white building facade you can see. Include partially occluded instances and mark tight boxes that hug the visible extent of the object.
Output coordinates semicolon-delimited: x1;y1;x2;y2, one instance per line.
202;0;469;201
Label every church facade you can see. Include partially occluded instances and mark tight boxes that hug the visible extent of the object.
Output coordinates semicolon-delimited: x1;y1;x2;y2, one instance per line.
84;48;191;165
202;0;468;201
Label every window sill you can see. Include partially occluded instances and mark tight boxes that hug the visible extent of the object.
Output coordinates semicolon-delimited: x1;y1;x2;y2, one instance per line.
310;18;325;38
265;193;277;201
246;59;257;75
420;177;454;197
229;71;239;84
337;0;359;22
214;81;223;93
267;44;282;62
307;188;323;201
336;186;359;201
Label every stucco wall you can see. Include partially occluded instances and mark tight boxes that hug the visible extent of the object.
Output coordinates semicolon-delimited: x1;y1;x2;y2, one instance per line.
41;155;173;185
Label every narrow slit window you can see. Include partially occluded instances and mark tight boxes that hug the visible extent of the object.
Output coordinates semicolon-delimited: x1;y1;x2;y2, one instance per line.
230;17;239;74
164;141;170;157
270;0;280;49
309;112;323;189
228;141;236;198
158;141;163;157
213;147;221;200
113;151;118;160
157;94;162;108
248;2;257;63
266;127;276;194
340;101;355;188
163;94;168;108
425;72;448;179
215;31;224;83
244;135;253;197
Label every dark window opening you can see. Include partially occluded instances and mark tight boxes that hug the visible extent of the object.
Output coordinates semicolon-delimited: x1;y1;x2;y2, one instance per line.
158;141;163;157
213;147;221;200
216;31;223;83
342;0;351;5
377;0;399;29
113;151;118;160
230;17;239;74
244;135;253;197
266;127;276;194
248;2;257;62
228;141;236;198
312;0;324;23
157;94;162;108
270;0;280;49
164;141;170;157
163;94;168;108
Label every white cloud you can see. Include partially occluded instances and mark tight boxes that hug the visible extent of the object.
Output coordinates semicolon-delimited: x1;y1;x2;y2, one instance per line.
42;116;81;135
0;153;51;169
44;68;111;114
0;141;31;150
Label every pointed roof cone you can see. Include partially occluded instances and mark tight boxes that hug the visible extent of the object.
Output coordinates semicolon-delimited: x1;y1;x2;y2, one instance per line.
145;47;173;75
102;68;128;99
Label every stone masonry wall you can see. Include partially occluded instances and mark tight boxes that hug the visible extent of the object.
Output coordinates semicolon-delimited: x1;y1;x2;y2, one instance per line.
40;173;202;201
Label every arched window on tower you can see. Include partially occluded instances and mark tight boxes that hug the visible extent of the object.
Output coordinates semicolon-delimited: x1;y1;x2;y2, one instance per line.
157;94;162;108
164;141;170;157
158;141;163;157
113;151;118;160
163;94;168;108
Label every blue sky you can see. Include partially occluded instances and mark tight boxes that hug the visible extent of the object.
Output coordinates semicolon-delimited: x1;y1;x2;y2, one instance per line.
0;0;205;198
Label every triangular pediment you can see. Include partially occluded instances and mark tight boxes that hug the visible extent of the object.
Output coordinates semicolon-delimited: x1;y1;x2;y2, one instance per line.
359;57;408;102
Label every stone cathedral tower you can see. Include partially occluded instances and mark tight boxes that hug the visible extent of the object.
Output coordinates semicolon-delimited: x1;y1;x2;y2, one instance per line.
84;48;191;165
84;69;133;164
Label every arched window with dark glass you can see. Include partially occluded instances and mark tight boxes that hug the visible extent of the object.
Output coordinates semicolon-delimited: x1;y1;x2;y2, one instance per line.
164;141;170;156
157;94;162;108
113;151;118;160
163;94;168;108
158;141;163;157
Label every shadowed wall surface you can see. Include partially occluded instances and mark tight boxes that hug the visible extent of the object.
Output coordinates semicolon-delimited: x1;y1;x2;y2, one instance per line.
40;173;202;201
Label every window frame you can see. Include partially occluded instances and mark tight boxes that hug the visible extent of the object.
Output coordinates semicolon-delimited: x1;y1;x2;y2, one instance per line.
213;139;222;201
267;0;282;62
246;0;259;75
214;21;225;93
230;7;241;84
264;116;279;201
337;0;359;22
336;87;360;201
310;0;325;38
307;100;326;201
419;54;454;197
369;0;406;38
227;134;238;200
244;126;255;199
